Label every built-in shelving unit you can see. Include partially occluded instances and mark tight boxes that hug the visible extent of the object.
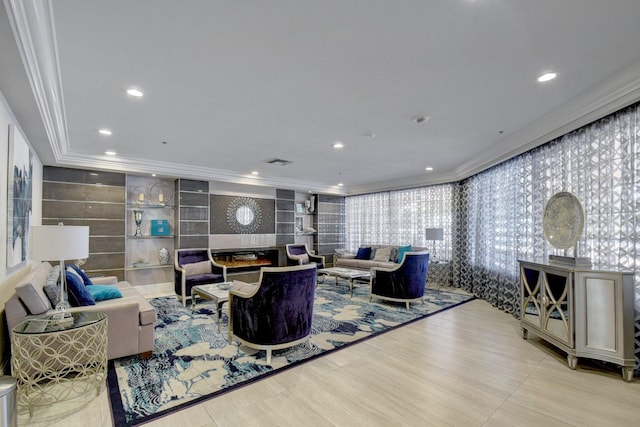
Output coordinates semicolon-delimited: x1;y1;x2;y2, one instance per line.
125;175;176;286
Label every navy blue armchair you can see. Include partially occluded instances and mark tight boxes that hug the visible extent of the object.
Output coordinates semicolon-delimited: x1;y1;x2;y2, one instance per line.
174;248;227;306
285;244;325;269
370;251;430;309
228;264;317;363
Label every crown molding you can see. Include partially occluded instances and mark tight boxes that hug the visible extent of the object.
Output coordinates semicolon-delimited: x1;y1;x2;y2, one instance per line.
5;0;69;159
8;1;640;197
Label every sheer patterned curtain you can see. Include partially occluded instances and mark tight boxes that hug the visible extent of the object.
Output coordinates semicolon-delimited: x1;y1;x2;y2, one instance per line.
345;184;454;259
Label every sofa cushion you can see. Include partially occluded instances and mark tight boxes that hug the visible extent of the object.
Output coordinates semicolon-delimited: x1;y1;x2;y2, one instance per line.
373;246;392;262
355;247;371;260
397;245;412;263
184;260;212;275
86;284;122;301
66;269;96;306
15;263;53;315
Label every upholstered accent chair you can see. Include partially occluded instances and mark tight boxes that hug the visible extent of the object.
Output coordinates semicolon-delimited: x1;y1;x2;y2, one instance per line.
174;248;227;306
369;251;430;309
228;264;317;363
285;244;325;269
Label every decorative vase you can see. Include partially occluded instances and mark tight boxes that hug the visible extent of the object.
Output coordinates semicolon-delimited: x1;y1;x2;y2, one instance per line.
134;210;144;236
159;248;169;265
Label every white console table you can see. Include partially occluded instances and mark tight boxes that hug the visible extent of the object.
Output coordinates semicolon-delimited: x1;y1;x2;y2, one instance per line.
519;260;635;381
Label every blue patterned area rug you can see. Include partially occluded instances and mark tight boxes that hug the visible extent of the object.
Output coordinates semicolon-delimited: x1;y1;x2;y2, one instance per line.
108;284;474;426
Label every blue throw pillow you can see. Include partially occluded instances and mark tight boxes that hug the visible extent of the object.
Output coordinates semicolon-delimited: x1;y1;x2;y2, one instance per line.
355;247;371;260
397;245;413;263
67;264;94;286
86;285;122;301
65;269;96;306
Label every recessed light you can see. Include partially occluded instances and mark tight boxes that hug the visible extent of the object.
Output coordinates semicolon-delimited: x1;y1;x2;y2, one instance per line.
104;150;117;156
98;129;112;136
425;167;434;171
412;115;430;124
151;174;156;177
251;171;259;175
338;183;344;187
126;88;144;97
537;72;557;82
333;141;344;149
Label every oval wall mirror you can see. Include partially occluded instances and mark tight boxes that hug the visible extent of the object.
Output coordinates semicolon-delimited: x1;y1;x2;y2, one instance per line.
542;192;585;250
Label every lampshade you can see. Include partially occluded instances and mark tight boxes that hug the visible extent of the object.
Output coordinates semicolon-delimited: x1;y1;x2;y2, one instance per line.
30;225;90;261
425;228;444;241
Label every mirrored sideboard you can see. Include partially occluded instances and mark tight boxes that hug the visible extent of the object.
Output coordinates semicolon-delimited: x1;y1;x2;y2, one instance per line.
519;260;635;381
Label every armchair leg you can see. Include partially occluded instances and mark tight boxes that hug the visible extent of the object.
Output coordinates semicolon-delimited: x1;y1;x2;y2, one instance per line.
266;349;272;364
405;301;410;309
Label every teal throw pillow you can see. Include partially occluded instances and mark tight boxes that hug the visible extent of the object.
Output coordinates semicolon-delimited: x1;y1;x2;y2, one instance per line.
86;285;123;301
397;245;413;263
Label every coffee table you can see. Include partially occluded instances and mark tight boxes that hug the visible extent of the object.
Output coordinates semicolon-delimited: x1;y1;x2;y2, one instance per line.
318;267;370;297
191;283;232;331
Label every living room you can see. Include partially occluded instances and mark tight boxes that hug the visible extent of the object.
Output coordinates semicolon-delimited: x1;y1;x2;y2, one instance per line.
1;2;640;426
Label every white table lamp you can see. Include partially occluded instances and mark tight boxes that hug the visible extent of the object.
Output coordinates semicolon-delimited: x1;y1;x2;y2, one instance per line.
30;224;89;318
425;228;444;261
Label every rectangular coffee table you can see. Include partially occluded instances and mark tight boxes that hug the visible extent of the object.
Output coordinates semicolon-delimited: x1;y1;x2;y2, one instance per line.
191;283;232;331
318;267;370;297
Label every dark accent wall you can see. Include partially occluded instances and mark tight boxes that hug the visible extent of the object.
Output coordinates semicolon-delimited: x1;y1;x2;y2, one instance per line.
176;179;209;249
42;167;126;279
315;194;345;265
209;195;275;234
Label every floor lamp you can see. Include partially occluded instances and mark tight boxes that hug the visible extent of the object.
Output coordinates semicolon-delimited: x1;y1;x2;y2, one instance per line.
425;228;444;261
30;224;90;320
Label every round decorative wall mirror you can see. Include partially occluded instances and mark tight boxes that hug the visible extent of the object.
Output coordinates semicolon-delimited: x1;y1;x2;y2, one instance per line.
542;192;584;250
226;197;262;233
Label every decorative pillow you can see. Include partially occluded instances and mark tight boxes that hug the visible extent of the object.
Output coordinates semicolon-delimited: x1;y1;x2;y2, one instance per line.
397;245;413;263
369;247;377;260
67;264;94;286
389;247;399;262
65;269;96;306
15;265;53;315
299;253;310;264
183;260;212;276
355;247;372;260
373;246;392;262
86;285;122;301
44;264;62;307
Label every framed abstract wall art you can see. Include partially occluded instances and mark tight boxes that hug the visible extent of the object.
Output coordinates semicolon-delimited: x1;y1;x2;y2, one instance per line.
6;124;33;268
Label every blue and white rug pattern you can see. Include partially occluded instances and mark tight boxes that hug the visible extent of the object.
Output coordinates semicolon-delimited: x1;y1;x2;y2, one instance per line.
109;284;474;426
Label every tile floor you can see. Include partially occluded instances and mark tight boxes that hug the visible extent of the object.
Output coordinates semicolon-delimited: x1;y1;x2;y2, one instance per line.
18;285;640;426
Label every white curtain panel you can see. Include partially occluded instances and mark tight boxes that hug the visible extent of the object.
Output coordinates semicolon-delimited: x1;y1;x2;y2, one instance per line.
346;102;640;372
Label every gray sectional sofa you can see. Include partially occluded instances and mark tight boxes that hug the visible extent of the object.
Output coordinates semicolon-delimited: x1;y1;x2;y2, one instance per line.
336;244;428;271
4;262;157;360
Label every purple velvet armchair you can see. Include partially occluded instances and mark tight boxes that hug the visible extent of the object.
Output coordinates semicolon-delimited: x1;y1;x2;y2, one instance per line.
285;244;325;269
370;251;430;309
174;248;227;306
228;264;317;363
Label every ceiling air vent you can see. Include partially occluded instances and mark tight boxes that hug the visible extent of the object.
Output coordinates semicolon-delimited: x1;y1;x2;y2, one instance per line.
265;158;292;166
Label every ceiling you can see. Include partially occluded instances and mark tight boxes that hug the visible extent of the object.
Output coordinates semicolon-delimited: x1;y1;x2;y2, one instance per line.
3;1;640;195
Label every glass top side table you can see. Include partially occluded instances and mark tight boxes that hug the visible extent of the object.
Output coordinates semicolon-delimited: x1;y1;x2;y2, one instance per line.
11;311;108;417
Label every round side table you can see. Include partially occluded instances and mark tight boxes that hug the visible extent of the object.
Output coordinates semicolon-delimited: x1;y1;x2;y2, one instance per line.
11;311;108;417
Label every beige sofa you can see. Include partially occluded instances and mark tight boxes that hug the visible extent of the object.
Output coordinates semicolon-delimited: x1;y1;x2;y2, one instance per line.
4;262;157;360
336;244;428;271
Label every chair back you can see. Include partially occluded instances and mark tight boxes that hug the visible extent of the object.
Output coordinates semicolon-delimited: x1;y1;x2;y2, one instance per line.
286;244;308;257
398;251;430;297
176;248;209;267
232;264;317;345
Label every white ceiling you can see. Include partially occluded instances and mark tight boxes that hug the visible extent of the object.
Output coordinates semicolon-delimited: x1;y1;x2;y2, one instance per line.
3;0;640;195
